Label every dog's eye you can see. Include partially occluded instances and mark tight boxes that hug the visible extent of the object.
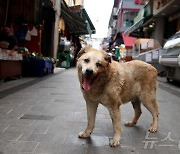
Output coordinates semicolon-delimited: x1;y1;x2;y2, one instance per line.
84;58;90;63
96;62;102;67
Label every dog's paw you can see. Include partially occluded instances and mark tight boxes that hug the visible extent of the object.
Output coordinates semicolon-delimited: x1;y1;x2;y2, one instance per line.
148;126;157;133
78;131;91;138
109;139;120;147
124;121;136;127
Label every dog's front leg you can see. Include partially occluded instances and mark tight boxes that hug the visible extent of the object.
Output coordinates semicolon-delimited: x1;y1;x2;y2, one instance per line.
78;101;98;138
108;105;122;147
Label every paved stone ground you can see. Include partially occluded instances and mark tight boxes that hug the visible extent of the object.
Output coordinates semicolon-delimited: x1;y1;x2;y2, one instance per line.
0;68;180;154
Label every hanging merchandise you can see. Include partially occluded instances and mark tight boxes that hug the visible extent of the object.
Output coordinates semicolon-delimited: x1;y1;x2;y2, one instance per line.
16;26;28;43
25;30;31;41
30;26;38;36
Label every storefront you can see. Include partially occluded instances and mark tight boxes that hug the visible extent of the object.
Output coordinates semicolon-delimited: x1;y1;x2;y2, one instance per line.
123;0;180;74
0;0;56;79
57;0;95;68
0;0;96;78
124;0;180;44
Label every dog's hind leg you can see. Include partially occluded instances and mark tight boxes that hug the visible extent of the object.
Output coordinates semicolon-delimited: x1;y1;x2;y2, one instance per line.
141;95;159;133
78;101;98;138
125;99;142;127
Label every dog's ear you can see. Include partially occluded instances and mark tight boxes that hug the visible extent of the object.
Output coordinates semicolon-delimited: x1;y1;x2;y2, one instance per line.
77;46;90;60
104;53;112;63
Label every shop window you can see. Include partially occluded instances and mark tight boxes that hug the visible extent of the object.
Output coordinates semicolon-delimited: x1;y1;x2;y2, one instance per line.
122;10;138;28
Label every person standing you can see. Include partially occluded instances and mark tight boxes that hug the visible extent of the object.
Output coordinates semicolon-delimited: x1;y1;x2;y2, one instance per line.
0;26;18;50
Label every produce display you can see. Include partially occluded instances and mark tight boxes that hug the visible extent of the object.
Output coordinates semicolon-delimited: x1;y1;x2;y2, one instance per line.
0;48;23;60
0;47;55;78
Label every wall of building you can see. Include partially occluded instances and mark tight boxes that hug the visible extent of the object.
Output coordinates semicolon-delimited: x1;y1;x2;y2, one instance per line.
53;0;61;59
153;17;165;46
0;0;42;27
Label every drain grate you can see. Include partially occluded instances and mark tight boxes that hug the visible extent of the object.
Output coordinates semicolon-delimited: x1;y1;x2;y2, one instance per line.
19;114;55;121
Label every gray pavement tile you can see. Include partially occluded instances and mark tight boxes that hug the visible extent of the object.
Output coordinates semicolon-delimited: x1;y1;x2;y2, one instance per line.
85;145;139;154
38;98;55;104
29;122;50;134
0;78;37;92
0;140;9;152
0;114;34;126
53;98;65;103
138;149;180;154
28;104;52;114
64;134;110;147
0;99;20;108
0;107;14;115
35;143;87;154
19;114;55;121
4;122;49;134
0;71;64;99
0;124;10;132
46;121;86;136
39;86;56;89
18;133;66;146
0;131;22;141
3;125;30;134
36;143;140;154
7;106;31;115
49;92;63;96
2;141;39;153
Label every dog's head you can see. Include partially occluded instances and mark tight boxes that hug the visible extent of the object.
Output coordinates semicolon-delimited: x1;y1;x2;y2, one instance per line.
77;46;111;92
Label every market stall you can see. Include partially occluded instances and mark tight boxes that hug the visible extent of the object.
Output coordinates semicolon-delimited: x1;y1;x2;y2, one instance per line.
132;38;165;74
0;48;23;79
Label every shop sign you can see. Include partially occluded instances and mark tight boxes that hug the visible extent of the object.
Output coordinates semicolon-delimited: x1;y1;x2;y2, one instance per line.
135;0;146;5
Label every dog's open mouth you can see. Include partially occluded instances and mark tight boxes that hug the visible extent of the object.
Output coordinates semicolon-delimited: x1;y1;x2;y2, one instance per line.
82;75;97;92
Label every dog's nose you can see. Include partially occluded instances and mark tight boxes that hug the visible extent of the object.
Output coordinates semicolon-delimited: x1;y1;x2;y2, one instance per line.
85;69;93;76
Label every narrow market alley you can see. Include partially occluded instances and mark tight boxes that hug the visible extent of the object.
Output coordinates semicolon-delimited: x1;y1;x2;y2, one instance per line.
0;68;180;154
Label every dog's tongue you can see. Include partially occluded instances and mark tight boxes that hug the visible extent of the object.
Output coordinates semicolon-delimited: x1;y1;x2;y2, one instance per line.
82;76;91;91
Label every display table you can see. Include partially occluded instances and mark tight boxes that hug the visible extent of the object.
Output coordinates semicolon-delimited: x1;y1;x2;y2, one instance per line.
0;60;22;79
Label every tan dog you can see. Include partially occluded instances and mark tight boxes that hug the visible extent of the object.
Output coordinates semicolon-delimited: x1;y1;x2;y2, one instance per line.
77;47;159;147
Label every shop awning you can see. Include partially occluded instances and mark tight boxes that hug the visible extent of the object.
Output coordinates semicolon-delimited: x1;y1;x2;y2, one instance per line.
124;17;144;36
76;9;96;35
61;3;95;35
122;32;137;48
